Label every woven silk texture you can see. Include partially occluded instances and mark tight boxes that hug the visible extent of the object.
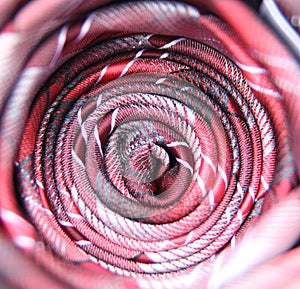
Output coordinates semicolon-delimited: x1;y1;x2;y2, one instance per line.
0;0;300;288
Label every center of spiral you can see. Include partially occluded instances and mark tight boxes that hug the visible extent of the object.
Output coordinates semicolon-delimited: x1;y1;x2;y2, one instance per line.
124;142;171;198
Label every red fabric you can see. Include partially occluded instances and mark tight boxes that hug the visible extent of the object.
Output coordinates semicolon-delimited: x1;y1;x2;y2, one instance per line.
0;0;299;288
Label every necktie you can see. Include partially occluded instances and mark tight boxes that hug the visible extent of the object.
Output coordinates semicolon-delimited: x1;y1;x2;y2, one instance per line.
0;1;299;289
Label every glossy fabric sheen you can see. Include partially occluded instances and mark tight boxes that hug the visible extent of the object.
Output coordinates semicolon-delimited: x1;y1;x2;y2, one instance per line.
0;1;299;289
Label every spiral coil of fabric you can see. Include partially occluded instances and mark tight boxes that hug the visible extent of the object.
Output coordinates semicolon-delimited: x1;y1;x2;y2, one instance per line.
0;1;299;288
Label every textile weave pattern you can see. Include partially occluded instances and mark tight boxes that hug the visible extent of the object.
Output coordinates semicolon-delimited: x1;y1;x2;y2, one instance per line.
0;1;299;289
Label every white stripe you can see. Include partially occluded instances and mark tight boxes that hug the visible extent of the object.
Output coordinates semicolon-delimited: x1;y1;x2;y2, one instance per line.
237;182;244;199
97;94;102;107
248;81;281;98
160;52;169;59
75;14;94;41
176;158;193;174
159;37;186;49
230;235;236;249
71;185;79;202
92;214;99;228
249;186;256;202
94;127;103;156
110;108;119;134
234;60;267;74
156;77;167;84
14;236;36;249
261;176;270;190
197;175;207;198
166;141;189;148
209;190;215;211
76;240;92;246
89;256;98;264
58;220;74;227
66;212;83;220
12;67;45;100
95;64;109;85
0;209;32;227
19;66;44;79
36;179;44;189
85;207;92;223
145;34;153;40
81;123;88;143
202;153;216;173
77;108;83;125
237;209;243;225
119;59;136;78
180;86;193;92
218;165;228;188
50;25;68;67
184;231;194;245
135;49;146;58
78;198;85;214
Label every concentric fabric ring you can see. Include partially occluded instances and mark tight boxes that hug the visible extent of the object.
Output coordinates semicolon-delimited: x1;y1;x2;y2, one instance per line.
16;33;279;274
0;1;300;289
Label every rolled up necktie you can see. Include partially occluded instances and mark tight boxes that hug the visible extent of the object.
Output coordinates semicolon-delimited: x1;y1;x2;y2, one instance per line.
0;1;299;289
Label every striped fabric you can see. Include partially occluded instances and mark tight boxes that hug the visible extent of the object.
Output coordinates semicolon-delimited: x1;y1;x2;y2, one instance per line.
0;1;299;288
